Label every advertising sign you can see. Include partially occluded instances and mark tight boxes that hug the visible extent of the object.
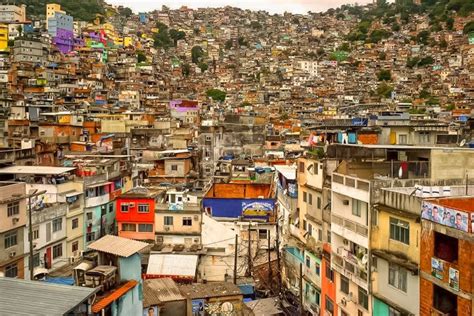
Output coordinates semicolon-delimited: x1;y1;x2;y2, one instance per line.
421;201;469;232
431;257;443;279
143;306;158;316
449;267;459;291
192;299;205;316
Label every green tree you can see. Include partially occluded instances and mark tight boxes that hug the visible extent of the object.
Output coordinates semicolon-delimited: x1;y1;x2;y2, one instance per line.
206;89;226;102
377;69;392;81
418;56;434;66
250;21;262;29
379;52;387;60
118;7;133;18
446;17;454;30
406;57;420;68
191;46;204;64
391;23;401;32
182;63;191;77
153;22;172;48
416;30;431;45
238;36;248;47
376;82;393;98
369;29;392;43
224;39;233;50
136;51;147;63
439;39;448;48
464;21;474;34
169;29;185;46
198;62;208;72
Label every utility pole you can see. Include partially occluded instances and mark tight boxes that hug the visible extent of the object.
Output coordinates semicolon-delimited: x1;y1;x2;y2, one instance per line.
299;262;304;316
275;218;281;294
267;230;272;287
233;234;238;284
27;189;47;281
246;222;252;277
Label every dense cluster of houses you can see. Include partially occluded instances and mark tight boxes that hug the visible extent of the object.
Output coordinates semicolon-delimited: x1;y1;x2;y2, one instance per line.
0;1;473;316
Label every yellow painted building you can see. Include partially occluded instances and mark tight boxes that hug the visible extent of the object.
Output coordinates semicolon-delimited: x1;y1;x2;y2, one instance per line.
46;3;64;28
0;24;8;51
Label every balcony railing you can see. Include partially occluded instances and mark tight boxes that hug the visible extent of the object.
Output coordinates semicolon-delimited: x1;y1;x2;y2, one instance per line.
332;252;368;288
331;214;368;237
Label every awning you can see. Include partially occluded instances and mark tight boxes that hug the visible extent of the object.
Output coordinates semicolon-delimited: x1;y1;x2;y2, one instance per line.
146;254;198;278
63;191;83;197
86;181;112;188
92;280;138;313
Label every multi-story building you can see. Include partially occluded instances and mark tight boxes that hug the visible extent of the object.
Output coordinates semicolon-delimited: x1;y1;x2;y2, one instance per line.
116;188;160;241
0;182;27;279
155;188;202;249
0;4;26;23
419;197;473;316
0;24;8;51
12;39;47;65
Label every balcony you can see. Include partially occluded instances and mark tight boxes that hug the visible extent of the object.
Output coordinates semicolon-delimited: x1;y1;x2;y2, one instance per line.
83;174;107;187
85;194;109;208
277;188;298;211
331;251;368;289
331;214;368;247
332;173;370;201
155;202;200;212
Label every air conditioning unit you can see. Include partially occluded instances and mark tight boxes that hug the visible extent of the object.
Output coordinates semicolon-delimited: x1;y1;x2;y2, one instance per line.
9;251;16;258
343;239;349;245
340;298;347;306
12;217;19;224
193;215;199;221
164;226;170;231
342;199;349;205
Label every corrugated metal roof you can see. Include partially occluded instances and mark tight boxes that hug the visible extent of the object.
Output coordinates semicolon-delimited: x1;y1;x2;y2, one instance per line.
92;280;138;313
146;254;198;278
143;278;185;307
88;235;150;257
179;282;242;299
274;165;297;180
0;277;97;316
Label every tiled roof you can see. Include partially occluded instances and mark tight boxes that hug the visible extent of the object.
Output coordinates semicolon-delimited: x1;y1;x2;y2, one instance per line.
92;280;138;313
88;234;150;257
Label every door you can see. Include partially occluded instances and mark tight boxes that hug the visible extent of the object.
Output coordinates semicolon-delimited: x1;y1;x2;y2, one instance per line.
46;247;52;269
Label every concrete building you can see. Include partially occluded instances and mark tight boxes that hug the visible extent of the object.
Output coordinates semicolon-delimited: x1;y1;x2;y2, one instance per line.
0;182;27;279
0;4;26;23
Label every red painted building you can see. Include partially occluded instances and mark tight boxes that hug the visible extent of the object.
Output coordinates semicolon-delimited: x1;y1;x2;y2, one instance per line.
116;188;162;241
321;243;337;316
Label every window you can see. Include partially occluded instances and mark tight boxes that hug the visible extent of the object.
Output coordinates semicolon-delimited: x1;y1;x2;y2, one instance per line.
258;229;267;239
33;253;40;267
4;230;17;248
72;218;79;229
398;134;407;144
308;193;313;205
340;275;350;294
52;218;62;232
419;132;430;144
352;199;367;217
325;296;334;316
86;232;95;242
5;263;18;278
7;201;20;217
317;197;321;209
314;163;319;175
303;191;307;203
341;311;349;316
299;161;305;172
434;232;458;263
303;220;307;231
138;224;153;232
315;263;320;275
433;284;457;315
72;241;79;253
108;204;114;213
358;286;368;310
32;228;39;240
308;223;312;236
86;212;93;220
182;217;192;226
53;244;62;259
121;204;129;213
122;223;136;231
326;264;334;281
164;216;173;226
389;217;409;244
138;204;149;213
388;262;407;292
171;165;178;171
306;256;311;268
318;229;322;241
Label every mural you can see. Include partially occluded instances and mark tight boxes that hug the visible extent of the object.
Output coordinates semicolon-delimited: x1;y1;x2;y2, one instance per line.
242;201;273;218
421;201;469;232
449;267;459;291
431;257;443;279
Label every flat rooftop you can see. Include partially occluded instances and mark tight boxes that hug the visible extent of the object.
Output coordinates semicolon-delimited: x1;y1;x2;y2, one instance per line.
0;166;76;175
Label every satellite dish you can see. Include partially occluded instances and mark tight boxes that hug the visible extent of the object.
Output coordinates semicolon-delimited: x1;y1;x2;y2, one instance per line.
459;139;466;147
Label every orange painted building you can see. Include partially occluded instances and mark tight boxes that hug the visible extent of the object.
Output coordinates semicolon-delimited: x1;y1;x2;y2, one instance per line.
116;189;161;241
321;243;337;316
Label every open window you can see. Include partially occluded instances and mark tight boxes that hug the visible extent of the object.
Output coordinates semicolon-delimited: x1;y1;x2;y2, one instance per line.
433;284;457;315
434;232;458;263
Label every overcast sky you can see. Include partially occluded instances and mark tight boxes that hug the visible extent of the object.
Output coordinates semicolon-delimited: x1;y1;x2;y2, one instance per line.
107;0;373;14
